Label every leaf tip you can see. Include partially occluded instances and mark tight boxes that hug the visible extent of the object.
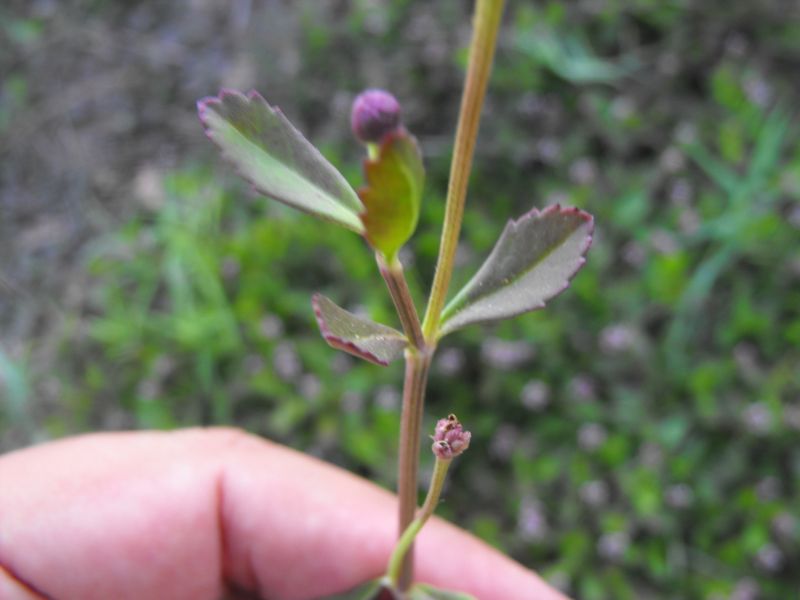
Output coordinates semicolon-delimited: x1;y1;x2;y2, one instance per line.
196;94;220;125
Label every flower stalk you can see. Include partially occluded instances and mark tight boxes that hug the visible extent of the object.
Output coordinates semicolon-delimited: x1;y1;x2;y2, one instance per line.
387;455;452;588
388;414;471;589
422;0;506;341
392;0;505;590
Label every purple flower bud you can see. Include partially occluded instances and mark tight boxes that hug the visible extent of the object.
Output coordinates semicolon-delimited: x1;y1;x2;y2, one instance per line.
350;89;402;143
431;413;471;460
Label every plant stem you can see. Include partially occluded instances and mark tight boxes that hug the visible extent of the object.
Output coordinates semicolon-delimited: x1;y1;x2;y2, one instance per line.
376;252;430;590
387;456;453;588
378;254;426;350
421;0;506;341
385;0;505;589
395;347;432;590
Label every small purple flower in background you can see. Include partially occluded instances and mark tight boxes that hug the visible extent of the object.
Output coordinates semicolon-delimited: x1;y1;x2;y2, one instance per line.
517;500;548;542
490;424;518;460
599;323;635;354
665;483;694;509
659;146;685;174
597;531;629;562
569;157;597;186
521;379;550;411
435;347;465;376
273;341;301;380
375;385;401;411
341;390;364;414
639;441;665;468
742;402;772;434
350;89;402;144
730;578;759;600
480;338;535;371
259;314;284;339
568;374;596;403
578;423;607;452
756;542;784;572
431;414;471;460
298;374;322;400
772;512;797;540
579;480;610;507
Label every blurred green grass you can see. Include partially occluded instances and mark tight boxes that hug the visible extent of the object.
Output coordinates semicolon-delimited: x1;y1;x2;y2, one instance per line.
2;2;800;598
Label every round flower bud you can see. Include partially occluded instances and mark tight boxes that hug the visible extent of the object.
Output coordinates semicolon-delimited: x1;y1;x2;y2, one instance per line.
431;413;471;460
350;89;402;144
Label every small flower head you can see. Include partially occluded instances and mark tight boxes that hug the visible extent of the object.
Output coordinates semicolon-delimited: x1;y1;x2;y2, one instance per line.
350;89;402;144
431;413;471;460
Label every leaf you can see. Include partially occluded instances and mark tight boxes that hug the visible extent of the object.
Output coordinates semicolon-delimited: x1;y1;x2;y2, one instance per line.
409;584;477;600
515;26;637;84
359;129;425;261
198;89;365;233
312;294;407;366
439;205;594;336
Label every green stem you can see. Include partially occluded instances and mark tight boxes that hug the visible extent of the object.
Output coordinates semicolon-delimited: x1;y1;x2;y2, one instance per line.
388;456;453;588
421;0;506;341
378;254;426;350
395;348;432;590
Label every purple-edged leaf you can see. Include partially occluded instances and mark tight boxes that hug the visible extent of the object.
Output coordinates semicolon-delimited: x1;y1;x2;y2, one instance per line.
409;584;476;600
312;294;407;366
359;129;425;261
198;89;365;233
439;205;594;336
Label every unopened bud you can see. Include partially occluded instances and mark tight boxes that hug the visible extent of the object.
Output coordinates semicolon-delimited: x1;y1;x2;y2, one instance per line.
350;89;402;144
431;413;471;460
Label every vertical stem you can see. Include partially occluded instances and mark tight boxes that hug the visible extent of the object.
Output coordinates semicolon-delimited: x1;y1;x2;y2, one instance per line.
387;456;452;588
421;0;506;340
395;348;432;590
375;255;430;590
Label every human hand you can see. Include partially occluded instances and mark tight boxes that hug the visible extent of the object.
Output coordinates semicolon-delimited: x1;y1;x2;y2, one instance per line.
0;428;567;600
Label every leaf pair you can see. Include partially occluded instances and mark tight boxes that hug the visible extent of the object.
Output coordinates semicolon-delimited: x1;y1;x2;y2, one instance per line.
313;205;593;366
198;89;423;261
198;89;595;365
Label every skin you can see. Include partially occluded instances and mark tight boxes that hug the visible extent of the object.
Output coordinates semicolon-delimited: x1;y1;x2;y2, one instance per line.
0;428;568;600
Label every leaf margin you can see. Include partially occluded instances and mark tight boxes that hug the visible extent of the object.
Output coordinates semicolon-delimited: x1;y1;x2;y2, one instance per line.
439;204;594;337
312;294;408;366
197;88;365;233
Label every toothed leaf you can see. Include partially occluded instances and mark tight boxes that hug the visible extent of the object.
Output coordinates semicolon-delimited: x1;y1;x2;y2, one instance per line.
359;129;425;261
439;205;594;336
312;294;407;366
198;89;364;232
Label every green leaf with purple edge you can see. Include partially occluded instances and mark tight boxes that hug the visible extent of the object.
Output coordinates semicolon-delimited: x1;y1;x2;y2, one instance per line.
439;205;594;337
408;584;477;599
198;89;365;232
312;294;408;366
359;129;425;261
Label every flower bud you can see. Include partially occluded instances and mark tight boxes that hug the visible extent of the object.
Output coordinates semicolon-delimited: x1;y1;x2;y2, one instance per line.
431;413;471;460
350;89;402;144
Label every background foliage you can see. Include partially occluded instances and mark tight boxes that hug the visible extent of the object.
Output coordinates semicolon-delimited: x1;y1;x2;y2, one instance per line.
2;2;800;598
